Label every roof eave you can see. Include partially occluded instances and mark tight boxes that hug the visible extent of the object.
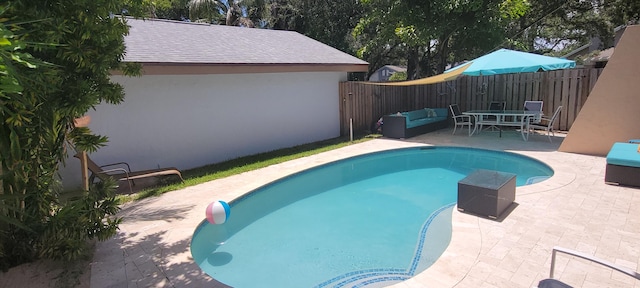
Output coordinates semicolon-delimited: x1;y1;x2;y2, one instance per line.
563;43;591;59
111;62;368;75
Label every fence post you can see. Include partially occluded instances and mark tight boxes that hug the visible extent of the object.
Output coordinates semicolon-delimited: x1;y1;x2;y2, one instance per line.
348;92;353;141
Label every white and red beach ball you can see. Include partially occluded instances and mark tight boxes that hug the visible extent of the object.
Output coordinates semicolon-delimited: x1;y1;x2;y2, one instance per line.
205;200;230;224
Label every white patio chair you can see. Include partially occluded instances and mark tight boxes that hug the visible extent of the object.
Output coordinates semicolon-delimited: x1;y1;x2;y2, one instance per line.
529;106;562;142
537;246;640;288
524;100;544;124
483;101;506;131
449;104;472;136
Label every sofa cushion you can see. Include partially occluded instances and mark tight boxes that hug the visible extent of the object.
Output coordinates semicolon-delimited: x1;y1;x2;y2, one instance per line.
432;108;448;117
405;109;428;121
606;142;640;168
424;108;436;117
406;117;443;128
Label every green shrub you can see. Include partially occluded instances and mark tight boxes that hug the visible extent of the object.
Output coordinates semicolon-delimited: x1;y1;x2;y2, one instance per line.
388;71;407;81
0;0;144;270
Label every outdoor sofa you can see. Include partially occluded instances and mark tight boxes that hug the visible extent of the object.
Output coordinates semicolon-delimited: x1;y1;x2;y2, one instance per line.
604;142;640;187
382;108;449;139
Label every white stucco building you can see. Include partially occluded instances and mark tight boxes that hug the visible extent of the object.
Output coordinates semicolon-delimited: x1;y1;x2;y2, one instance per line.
60;18;368;189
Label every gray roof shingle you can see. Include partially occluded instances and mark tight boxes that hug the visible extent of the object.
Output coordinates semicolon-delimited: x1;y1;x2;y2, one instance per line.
123;18;368;66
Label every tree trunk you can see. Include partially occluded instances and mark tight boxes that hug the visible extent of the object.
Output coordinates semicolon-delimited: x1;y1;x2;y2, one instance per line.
432;34;451;74
406;46;420;80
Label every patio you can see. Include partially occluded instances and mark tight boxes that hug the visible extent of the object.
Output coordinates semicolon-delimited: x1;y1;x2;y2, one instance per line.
88;128;640;287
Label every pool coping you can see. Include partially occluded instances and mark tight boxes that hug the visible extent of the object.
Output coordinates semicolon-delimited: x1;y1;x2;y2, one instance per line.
360;143;575;288
203;141;576;288
389;145;577;288
87;132;626;288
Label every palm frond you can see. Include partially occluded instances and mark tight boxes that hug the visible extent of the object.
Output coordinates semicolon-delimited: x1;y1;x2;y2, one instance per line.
188;0;225;23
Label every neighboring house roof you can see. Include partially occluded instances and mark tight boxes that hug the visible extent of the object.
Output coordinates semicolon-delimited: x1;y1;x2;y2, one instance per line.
589;47;615;62
368;65;407;81
123;18;368;74
379;65;407;72
563;43;592;59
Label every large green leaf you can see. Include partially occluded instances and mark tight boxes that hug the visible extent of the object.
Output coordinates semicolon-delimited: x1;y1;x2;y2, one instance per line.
8;129;21;160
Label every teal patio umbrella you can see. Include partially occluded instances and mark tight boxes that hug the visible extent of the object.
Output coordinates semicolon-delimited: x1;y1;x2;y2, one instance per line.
446;48;576;76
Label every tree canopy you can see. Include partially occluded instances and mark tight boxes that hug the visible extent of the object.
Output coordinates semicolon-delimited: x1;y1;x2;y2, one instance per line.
187;0;266;26
153;0;638;79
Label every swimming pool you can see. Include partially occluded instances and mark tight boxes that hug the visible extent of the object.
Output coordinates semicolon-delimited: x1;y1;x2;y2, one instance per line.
191;146;553;287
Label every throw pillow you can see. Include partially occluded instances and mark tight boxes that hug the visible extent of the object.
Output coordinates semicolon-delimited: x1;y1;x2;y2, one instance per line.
425;108;437;118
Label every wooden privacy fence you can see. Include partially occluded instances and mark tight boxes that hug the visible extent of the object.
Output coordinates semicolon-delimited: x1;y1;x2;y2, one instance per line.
338;68;603;136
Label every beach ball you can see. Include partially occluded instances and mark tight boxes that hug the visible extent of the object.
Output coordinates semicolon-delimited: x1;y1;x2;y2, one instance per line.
206;200;230;224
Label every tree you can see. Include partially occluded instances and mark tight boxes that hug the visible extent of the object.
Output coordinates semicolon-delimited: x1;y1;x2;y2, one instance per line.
0;0;144;270
149;0;191;20
352;0;407;78
188;0;266;26
443;0;529;68
604;0;640;25
503;0;622;56
354;0;516;79
264;0;304;30
298;1;363;54
262;1;363;54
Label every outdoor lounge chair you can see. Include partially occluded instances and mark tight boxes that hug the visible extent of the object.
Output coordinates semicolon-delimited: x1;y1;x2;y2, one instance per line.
75;153;184;193
537;246;640;288
604;142;640;187
529;106;562;142
449;104;472;136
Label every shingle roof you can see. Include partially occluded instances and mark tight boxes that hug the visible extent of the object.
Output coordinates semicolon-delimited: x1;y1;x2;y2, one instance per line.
380;65;407;72
123;18;368;66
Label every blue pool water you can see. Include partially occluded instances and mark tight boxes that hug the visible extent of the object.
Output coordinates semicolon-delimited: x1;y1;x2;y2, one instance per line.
191;147;553;287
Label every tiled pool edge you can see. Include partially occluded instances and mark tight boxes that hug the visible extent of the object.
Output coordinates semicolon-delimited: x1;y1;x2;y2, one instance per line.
386;150;577;288
314;204;457;288
388;209;481;288
206;141;574;288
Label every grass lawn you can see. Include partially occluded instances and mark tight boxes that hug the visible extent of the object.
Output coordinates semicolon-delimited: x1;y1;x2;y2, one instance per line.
115;134;379;204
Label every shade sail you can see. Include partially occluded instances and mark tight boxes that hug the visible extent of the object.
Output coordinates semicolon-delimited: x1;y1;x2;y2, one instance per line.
364;63;472;86
446;49;576;76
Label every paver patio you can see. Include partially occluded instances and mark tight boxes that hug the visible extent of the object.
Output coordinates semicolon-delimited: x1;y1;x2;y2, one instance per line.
88;128;640;288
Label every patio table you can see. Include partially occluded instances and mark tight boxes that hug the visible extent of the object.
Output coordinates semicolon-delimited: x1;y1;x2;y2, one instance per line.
463;110;541;141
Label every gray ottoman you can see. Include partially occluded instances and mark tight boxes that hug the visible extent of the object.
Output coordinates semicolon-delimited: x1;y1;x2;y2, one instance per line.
458;169;516;219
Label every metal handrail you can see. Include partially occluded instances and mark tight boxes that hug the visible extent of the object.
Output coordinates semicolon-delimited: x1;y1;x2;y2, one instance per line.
550;246;640;280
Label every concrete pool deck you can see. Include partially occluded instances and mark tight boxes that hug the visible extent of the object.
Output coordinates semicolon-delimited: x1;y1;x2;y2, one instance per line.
88;128;640;288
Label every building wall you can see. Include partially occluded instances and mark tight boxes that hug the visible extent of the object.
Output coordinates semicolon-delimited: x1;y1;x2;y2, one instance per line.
60;71;346;189
559;25;640;156
368;70;382;82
